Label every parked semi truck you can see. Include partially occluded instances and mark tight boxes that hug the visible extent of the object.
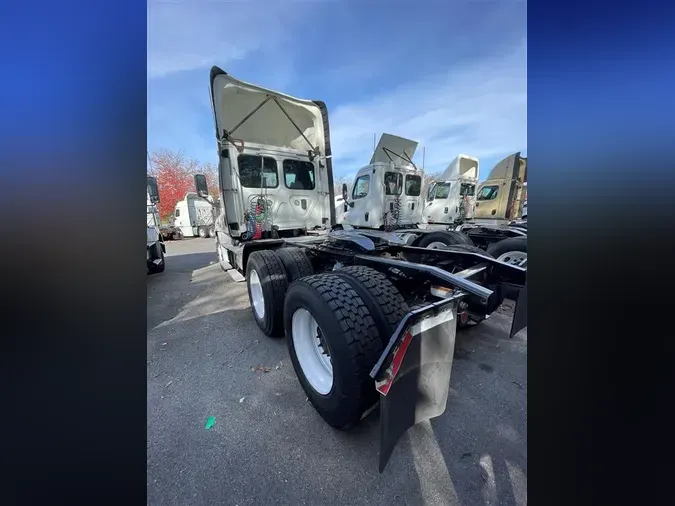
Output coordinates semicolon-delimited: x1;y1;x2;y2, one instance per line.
333;136;526;268
425;154;480;226
173;192;216;238
456;152;528;267
198;67;527;471
340;133;425;230
147;176;166;274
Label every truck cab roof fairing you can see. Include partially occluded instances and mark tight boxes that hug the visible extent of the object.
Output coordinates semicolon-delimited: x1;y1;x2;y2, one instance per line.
209;67;327;157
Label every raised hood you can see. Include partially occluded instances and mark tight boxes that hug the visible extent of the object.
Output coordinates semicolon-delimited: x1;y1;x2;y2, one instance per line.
370;133;419;166
440;154;479;181
209;67;329;157
485;152;527;182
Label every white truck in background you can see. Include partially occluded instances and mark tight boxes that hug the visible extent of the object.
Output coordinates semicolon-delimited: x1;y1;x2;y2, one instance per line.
147;176;166;274
173;192;216;238
424;154;479;227
340;133;425;230
337;144;527;266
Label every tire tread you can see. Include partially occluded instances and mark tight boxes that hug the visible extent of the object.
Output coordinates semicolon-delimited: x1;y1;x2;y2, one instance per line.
286;273;383;427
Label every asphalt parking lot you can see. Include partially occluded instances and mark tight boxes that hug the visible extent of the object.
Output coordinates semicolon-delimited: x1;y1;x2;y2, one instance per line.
147;238;527;506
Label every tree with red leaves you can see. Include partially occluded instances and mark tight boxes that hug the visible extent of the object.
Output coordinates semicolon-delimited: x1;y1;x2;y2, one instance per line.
147;150;219;222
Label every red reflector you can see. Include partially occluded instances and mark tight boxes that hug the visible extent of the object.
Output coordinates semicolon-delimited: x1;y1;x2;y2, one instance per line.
375;331;413;396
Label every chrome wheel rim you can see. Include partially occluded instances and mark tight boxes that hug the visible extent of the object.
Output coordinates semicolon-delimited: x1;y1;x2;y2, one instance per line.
497;251;527;268
292;308;333;395
249;269;265;319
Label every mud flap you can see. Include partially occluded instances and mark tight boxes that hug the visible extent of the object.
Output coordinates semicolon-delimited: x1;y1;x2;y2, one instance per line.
370;298;460;472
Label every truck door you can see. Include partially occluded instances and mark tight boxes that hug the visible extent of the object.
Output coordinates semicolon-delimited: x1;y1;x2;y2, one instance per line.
346;170;372;227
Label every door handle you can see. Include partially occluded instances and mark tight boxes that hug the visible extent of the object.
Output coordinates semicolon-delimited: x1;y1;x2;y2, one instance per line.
491;209;496;215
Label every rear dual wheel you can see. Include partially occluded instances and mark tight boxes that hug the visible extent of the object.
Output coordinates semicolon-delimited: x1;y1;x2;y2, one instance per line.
285;268;408;429
245;249;410;428
245;247;315;337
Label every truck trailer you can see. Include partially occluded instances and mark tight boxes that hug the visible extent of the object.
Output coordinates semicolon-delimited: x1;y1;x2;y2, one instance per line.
198;67;527;471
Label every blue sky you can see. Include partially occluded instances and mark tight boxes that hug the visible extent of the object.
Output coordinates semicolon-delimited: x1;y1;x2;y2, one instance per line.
148;0;526;181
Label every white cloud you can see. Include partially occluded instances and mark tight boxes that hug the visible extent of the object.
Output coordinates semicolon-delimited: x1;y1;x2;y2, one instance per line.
147;0;310;79
328;40;527;176
148;1;526;180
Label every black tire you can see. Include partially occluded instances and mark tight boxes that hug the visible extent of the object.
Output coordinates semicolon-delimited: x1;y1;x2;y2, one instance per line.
207;226;215;238
147;242;165;274
198;227;207;238
275;247;314;283
416;230;473;249
487;237;527;263
246;250;289;337
333;266;409;345
284;274;384;429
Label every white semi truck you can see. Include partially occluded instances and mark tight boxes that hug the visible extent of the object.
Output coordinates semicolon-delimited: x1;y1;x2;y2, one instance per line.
173;192;216;238
340;133;425;230
196;67;527;471
424;154;480;226
147;176;166;274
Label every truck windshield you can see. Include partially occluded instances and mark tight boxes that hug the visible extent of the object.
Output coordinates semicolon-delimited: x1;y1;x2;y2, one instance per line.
384;172;402;195
433;182;451;199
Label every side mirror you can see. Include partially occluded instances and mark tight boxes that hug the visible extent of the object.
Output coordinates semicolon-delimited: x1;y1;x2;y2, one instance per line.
194;174;209;198
147;176;160;204
342;183;348;201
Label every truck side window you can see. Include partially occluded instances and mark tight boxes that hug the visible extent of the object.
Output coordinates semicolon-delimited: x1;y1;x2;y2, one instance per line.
405;175;422;196
384;172;402;195
352;175;370;199
477;185;499;200
175;208;180;217
238;155;279;188
283;159;316;190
